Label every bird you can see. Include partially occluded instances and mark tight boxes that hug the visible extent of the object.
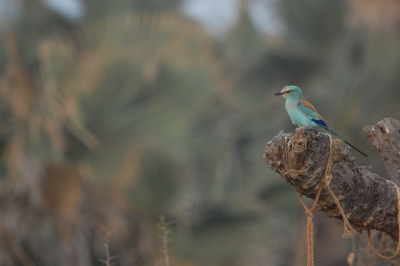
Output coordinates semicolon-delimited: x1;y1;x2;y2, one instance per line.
275;85;367;157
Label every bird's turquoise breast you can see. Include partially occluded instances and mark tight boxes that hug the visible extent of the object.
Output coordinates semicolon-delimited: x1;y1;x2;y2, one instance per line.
285;101;318;127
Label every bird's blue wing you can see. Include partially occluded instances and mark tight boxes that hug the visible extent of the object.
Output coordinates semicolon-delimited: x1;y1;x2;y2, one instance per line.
296;101;367;156
311;118;328;127
297;101;328;127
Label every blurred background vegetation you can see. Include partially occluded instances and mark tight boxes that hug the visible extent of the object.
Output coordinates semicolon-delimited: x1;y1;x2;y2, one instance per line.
0;0;399;265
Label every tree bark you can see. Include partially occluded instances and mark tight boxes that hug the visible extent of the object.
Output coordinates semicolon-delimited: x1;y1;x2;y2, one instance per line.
364;117;400;182
263;120;400;240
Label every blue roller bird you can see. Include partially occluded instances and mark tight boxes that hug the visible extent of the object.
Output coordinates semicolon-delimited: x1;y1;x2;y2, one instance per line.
275;85;367;156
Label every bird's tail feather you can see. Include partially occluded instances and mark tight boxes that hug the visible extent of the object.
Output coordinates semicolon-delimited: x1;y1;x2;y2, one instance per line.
343;140;368;157
319;125;368;157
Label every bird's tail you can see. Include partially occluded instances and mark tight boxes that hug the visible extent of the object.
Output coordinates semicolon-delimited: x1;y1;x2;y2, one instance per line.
320;125;368;157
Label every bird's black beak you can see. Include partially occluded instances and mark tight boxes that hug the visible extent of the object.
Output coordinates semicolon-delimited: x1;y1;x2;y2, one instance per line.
275;92;284;96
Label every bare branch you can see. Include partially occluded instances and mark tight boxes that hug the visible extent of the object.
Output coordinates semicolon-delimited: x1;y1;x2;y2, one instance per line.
364;117;400;182
263;127;399;240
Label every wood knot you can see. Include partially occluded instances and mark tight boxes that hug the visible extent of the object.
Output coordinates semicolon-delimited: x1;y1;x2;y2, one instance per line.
291;133;307;154
283;169;302;181
287;132;307;169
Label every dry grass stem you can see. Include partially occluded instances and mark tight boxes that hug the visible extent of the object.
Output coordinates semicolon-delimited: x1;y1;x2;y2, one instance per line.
98;229;119;266
157;215;175;266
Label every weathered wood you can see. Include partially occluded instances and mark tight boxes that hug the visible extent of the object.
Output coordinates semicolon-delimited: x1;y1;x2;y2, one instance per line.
263;125;399;240
364;117;400;183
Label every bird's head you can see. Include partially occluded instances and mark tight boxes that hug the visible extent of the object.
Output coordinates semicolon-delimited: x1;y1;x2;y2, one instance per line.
275;85;304;100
